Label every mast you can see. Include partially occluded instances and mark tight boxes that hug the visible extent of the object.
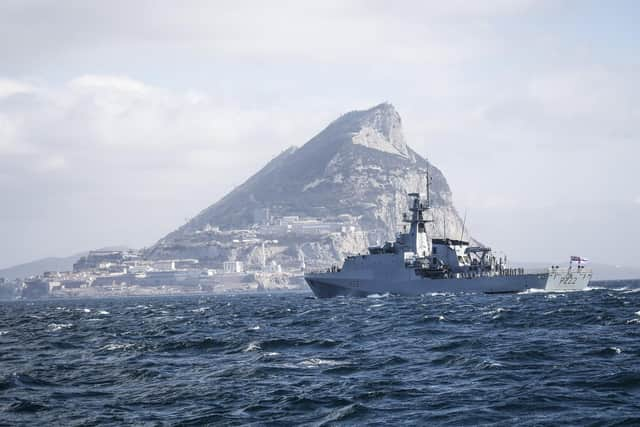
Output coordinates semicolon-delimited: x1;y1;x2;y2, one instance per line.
459;209;467;241
403;169;433;258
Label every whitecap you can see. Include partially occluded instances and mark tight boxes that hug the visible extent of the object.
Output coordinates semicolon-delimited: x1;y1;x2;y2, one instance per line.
477;359;503;369
248;325;260;331
610;347;622;354
315;403;359;424
48;323;73;332
518;288;547;294
244;341;261;352
483;307;507;316
300;358;347;368
0;330;9;336
367;292;390;299
98;310;110;315
101;343;134;351
635;311;640;317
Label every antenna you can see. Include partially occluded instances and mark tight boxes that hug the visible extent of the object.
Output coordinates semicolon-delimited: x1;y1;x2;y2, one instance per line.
425;168;432;209
459;209;467;241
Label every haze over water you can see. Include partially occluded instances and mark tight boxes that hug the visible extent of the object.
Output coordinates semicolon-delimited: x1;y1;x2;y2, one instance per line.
2;284;640;425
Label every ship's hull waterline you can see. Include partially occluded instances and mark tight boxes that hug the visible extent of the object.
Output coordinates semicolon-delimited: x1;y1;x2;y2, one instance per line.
305;272;550;298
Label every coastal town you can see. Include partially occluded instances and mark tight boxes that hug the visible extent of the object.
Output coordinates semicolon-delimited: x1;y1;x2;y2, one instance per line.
0;248;304;299
0;211;368;299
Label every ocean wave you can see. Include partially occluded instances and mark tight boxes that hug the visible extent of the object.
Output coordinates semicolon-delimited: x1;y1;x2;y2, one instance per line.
243;341;261;352
258;338;341;351
299;358;349;368
5;399;48;413
366;292;391;299
2;291;640;425
423;314;446;322
160;337;231;352
100;343;135;352
422;292;454;297
475;359;503;369
47;323;73;332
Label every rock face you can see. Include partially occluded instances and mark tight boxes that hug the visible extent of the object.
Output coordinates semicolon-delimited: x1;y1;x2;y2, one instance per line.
148;103;468;268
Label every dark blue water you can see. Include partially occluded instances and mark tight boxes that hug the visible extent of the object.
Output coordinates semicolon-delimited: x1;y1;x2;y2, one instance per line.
2;284;640;426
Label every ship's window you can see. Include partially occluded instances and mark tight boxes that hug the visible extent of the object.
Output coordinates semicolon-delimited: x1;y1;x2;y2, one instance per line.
418;223;425;232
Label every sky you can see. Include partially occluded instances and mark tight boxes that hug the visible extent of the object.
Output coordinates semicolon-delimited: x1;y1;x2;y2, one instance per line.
0;0;639;268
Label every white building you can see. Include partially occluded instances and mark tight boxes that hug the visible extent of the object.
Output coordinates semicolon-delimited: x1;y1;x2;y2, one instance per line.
223;261;244;273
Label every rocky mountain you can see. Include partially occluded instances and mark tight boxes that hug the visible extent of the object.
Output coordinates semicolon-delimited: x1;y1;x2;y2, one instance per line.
147;103;468;268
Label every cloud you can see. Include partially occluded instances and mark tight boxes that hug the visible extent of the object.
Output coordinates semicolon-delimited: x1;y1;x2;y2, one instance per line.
0;74;311;163
0;74;344;266
474;66;640;153
0;0;539;70
0;78;34;97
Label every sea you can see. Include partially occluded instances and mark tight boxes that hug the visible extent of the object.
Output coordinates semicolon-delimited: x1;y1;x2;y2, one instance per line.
1;282;640;426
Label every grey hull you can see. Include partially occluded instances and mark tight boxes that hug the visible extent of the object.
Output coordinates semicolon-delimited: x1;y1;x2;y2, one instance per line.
305;272;549;298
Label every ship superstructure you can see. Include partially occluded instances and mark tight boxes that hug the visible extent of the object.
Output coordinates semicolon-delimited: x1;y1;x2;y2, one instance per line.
305;174;590;297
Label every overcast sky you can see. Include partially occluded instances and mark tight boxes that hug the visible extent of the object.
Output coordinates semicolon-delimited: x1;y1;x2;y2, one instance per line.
1;0;638;268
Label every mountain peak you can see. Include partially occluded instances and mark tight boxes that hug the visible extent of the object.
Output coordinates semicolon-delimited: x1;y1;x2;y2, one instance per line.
319;102;407;158
351;102;407;157
332;102;399;131
367;101;397;115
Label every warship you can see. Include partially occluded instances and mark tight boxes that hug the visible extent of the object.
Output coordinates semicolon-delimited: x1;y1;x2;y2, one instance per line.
305;176;590;297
